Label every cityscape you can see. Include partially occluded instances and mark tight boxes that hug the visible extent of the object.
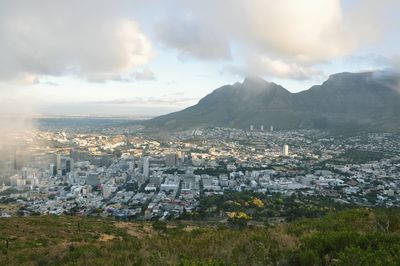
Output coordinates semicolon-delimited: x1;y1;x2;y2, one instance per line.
1;0;400;264
1;124;399;221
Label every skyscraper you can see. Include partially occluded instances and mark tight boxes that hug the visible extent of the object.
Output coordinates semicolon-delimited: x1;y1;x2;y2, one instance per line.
70;149;79;162
282;144;289;156
65;158;74;174
49;164;57;177
143;156;150;178
56;153;61;171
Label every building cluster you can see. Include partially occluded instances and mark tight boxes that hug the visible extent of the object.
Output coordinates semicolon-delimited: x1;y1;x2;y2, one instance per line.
1;126;400;218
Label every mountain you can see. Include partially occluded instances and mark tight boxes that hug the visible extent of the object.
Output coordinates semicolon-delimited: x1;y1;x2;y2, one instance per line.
147;72;400;132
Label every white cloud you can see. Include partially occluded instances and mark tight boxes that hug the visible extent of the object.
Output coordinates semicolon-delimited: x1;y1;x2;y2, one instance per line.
0;0;398;85
132;68;156;81
154;0;397;80
226;56;324;81
0;0;153;82
234;0;354;62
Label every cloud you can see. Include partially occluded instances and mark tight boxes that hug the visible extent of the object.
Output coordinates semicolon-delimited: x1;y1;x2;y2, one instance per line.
234;0;354;62
0;0;153;82
1;0;398;85
224;56;324;81
132;68;156;81
0;87;39;155
155;14;231;60
111;68;156;82
154;0;398;80
155;1;354;69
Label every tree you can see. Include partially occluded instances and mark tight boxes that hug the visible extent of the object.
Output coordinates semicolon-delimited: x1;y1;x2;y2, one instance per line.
152;221;167;232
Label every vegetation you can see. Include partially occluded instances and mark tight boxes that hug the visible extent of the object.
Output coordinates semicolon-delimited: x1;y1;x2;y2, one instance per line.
0;208;400;265
196;191;351;222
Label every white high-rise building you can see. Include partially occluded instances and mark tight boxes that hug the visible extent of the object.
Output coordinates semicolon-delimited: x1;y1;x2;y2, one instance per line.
49;163;56;177
143;156;150;178
250;125;254;131
270;126;274;132
260;125;264;131
282;144;289;156
56;154;61;170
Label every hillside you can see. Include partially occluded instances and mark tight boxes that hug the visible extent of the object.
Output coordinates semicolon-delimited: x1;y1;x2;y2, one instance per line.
1;208;400;265
147;72;400;132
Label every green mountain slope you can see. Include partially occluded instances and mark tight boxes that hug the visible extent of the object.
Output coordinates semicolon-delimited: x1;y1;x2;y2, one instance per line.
147;72;400;132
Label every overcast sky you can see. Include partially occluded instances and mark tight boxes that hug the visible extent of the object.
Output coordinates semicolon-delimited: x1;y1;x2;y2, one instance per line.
0;0;399;117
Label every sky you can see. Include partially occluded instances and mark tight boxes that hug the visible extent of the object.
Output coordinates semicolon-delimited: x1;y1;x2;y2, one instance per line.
0;0;400;117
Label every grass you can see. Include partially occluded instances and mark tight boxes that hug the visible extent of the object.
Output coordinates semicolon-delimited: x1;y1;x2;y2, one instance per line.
0;208;399;265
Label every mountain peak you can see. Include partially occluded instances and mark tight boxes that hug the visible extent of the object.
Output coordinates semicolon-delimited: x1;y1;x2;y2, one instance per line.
242;76;267;87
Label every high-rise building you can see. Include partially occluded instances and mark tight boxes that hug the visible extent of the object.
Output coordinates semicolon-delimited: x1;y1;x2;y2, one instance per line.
65;158;74;174
270;126;274;132
260;125;264;131
282;144;289;156
165;153;178;167
56;153;61;171
177;151;185;166
250;125;254;131
11;149;26;171
70;149;79;162
49;164;57;177
143;156;150;178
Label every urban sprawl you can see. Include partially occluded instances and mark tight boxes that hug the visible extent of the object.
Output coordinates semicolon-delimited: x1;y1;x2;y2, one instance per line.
1;124;400;221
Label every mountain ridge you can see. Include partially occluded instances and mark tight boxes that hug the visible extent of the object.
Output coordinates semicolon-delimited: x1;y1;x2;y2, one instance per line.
146;71;400;132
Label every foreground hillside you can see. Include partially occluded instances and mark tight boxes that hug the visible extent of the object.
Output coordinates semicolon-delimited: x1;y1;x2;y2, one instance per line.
147;72;400;132
1;209;400;265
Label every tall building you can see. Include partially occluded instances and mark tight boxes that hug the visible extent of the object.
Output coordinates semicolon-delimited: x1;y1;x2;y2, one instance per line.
65;158;74;174
70;149;79;162
165;153;178;167
260;125;264;131
270;126;274;132
128;158;135;171
143;156;150;178
11;148;26;171
56;153;61;171
177;151;185;166
49;164;57;177
282;144;289;156
250;125;254;131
